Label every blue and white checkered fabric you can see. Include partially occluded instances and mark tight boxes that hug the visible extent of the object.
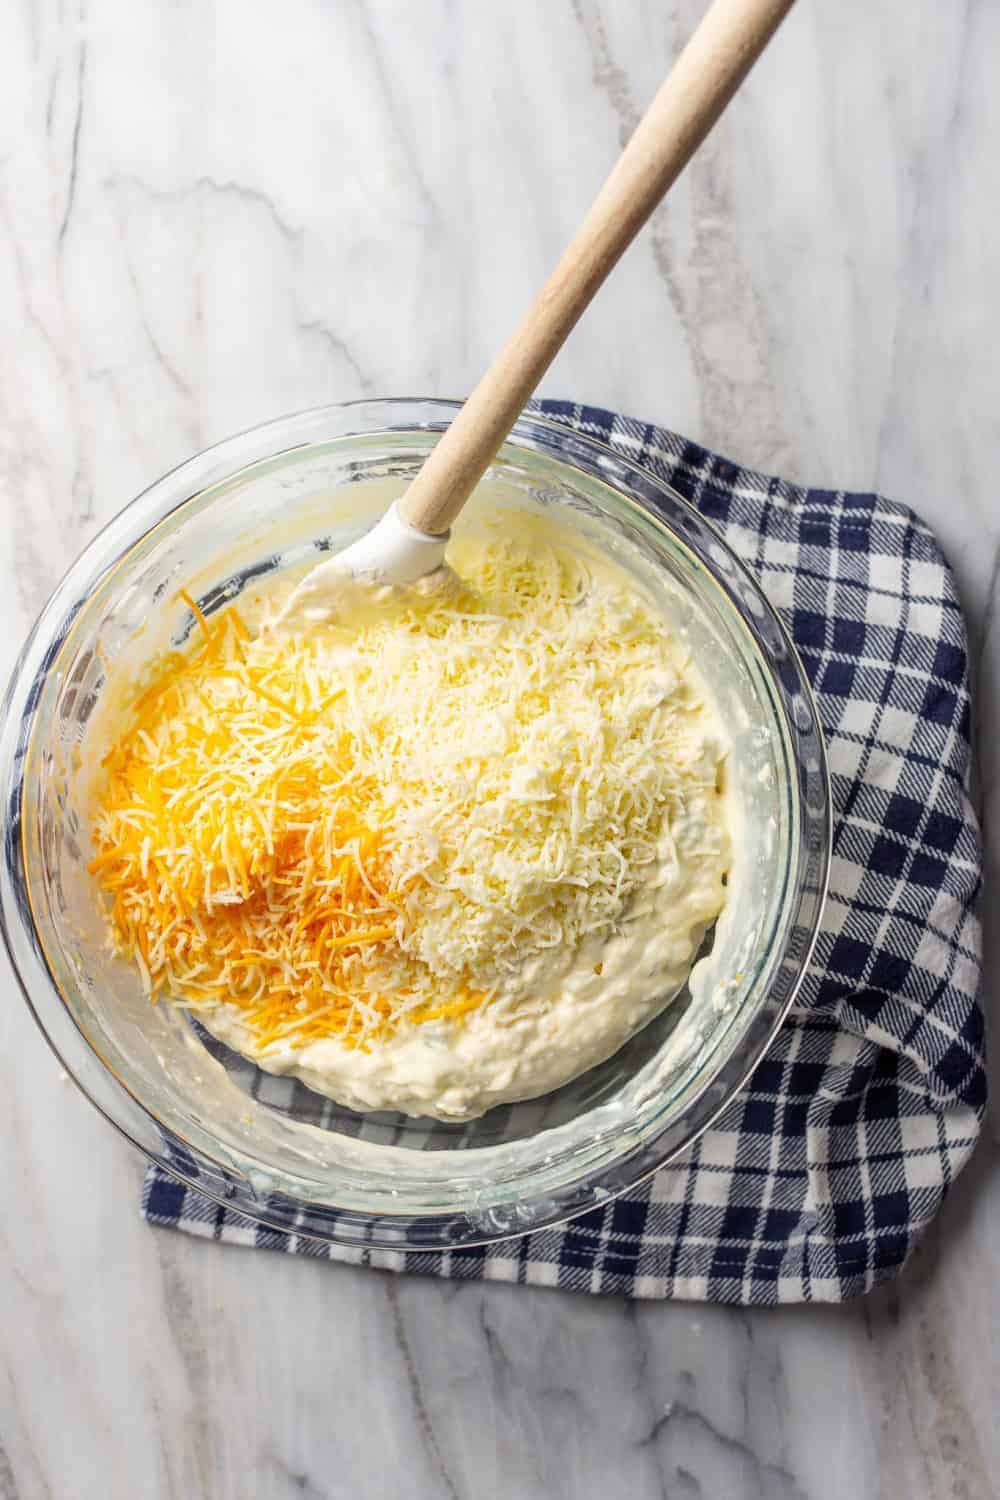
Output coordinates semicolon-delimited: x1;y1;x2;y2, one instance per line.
143;401;986;1303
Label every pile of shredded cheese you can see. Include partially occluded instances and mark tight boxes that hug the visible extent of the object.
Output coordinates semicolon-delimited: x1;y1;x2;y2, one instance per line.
88;531;723;1059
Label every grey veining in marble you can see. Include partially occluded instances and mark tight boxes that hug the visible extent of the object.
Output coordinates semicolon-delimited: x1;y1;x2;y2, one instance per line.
1;3;997;1497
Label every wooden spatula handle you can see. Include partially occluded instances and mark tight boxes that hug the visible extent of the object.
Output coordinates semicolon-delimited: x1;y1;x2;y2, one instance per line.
400;0;795;537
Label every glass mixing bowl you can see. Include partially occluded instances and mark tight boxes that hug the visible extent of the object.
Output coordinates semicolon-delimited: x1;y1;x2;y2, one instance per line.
0;400;830;1249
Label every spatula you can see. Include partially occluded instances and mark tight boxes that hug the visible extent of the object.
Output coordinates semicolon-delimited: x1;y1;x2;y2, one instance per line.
278;0;795;626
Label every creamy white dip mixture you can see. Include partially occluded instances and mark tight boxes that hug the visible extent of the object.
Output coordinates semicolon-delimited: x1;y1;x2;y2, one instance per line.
88;522;731;1120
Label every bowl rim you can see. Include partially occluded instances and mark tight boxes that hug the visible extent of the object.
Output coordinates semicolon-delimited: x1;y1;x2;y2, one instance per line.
0;398;832;1249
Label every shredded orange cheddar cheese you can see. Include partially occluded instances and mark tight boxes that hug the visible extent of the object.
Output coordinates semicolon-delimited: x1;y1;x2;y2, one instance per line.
88;598;482;1052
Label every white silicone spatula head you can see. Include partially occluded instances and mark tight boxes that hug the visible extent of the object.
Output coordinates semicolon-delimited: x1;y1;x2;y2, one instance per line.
274;502;451;629
275;0;795;628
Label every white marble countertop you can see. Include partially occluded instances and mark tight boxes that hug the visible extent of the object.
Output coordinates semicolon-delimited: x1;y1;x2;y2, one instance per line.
1;3;997;1497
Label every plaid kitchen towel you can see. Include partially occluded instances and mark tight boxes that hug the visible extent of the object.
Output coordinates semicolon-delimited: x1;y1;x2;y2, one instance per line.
143;400;986;1303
